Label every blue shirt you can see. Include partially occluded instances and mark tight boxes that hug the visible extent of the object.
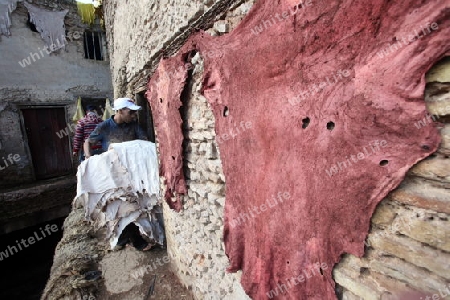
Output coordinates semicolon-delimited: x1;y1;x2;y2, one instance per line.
88;116;148;152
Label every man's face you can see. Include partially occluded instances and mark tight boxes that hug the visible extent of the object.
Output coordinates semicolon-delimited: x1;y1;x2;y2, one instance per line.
120;108;138;123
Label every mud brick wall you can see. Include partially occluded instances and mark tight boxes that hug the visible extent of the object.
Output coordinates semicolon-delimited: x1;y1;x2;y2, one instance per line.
103;0;450;298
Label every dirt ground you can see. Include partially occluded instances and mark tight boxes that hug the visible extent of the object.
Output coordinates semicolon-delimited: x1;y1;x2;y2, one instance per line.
41;208;194;300
97;246;194;300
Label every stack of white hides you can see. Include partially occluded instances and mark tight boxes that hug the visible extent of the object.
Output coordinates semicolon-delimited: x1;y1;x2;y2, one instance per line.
74;140;164;249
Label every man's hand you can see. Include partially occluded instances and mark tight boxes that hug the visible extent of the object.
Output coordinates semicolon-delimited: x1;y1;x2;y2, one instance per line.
83;139;92;159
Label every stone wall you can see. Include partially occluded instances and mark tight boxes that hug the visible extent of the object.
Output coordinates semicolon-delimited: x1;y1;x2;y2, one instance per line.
0;177;75;234
104;0;217;97
0;0;112;187
103;0;450;299
103;0;248;98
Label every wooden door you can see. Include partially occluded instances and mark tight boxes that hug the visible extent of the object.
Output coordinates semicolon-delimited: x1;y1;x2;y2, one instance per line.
22;108;72;179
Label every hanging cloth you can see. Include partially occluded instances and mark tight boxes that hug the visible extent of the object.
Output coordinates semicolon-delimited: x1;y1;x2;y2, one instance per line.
72;97;85;123
24;2;68;53
102;98;113;120
76;2;95;26
0;0;21;37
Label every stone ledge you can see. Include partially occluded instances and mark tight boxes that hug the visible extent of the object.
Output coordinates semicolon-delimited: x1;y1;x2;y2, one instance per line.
0;176;76;234
370;198;449;252
367;233;450;280
439;125;450;155
367;251;448;293
425;82;450;116
343;290;363;300
333;267;380;300
389;179;450;214
335;252;430;299
408;156;450;183
426;58;450;83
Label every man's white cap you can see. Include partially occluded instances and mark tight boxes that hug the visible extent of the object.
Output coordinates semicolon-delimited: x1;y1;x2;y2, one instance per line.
113;98;142;111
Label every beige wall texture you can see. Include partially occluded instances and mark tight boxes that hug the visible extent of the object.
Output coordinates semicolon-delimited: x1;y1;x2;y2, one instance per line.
103;0;450;298
104;0;221;98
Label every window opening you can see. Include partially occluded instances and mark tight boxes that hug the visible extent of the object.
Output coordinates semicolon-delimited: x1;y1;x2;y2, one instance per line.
83;30;105;60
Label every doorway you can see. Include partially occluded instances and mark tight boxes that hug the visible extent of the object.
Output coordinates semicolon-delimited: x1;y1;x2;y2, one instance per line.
135;92;156;142
21;107;72;179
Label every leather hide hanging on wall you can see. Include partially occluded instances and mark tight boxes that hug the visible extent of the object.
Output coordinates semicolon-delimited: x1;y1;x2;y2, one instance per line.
0;0;20;37
147;0;450;298
24;2;68;53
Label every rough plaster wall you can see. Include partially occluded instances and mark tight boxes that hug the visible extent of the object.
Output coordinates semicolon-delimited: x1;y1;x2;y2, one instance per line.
0;102;34;185
105;0;449;299
104;0;215;97
103;0;244;98
0;1;112;187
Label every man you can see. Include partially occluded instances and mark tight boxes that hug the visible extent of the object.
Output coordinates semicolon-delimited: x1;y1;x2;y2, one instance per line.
83;97;153;250
73;105;103;162
83;97;148;158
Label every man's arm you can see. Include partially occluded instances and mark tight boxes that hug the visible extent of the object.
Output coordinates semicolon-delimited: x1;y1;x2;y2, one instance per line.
84;123;104;158
72;120;84;156
83;139;92;158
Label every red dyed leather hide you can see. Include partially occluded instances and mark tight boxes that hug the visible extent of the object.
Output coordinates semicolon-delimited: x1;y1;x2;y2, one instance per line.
147;0;450;298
